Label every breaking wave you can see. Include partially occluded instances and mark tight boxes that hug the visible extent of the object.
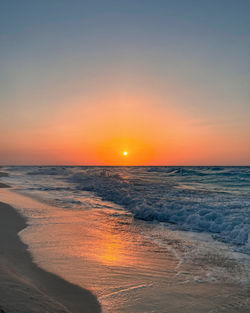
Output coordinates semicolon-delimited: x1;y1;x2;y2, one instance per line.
64;167;250;248
4;166;250;251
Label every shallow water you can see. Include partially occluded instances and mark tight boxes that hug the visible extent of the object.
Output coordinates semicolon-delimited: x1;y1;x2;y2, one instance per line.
1;166;250;312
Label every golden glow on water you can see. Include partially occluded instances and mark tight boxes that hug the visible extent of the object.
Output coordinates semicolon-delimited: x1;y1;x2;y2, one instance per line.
97;232;125;265
0;189;174;273
67;208;141;268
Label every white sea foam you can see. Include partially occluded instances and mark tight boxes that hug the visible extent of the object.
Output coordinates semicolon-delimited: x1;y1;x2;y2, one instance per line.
64;167;250;248
3;166;250;251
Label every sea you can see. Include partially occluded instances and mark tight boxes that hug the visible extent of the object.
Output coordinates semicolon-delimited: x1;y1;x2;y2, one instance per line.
1;166;250;312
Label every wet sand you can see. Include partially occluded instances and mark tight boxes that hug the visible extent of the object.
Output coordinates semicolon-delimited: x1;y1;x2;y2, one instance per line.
0;180;101;313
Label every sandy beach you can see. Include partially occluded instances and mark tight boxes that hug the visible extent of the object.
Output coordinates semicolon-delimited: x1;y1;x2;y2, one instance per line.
0;177;101;313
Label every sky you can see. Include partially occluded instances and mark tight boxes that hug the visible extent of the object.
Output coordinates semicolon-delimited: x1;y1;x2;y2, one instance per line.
0;0;249;165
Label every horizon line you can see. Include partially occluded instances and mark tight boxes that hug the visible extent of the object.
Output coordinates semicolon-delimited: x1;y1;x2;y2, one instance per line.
1;164;250;167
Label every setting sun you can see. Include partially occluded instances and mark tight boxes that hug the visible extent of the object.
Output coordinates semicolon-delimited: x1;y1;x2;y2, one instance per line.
123;151;128;156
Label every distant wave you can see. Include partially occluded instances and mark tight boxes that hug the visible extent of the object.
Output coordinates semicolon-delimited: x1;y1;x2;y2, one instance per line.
147;167;207;176
148;166;250;178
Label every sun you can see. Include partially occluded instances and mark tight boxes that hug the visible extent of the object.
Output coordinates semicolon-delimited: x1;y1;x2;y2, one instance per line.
123;151;128;156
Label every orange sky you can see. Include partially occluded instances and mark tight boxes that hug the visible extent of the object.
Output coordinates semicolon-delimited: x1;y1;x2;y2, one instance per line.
1;87;249;165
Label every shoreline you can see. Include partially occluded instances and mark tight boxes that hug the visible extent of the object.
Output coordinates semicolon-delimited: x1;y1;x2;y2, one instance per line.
1;169;250;313
0;182;101;313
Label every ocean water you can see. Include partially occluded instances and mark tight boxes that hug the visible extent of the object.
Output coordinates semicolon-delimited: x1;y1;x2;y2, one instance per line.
1;166;250;312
